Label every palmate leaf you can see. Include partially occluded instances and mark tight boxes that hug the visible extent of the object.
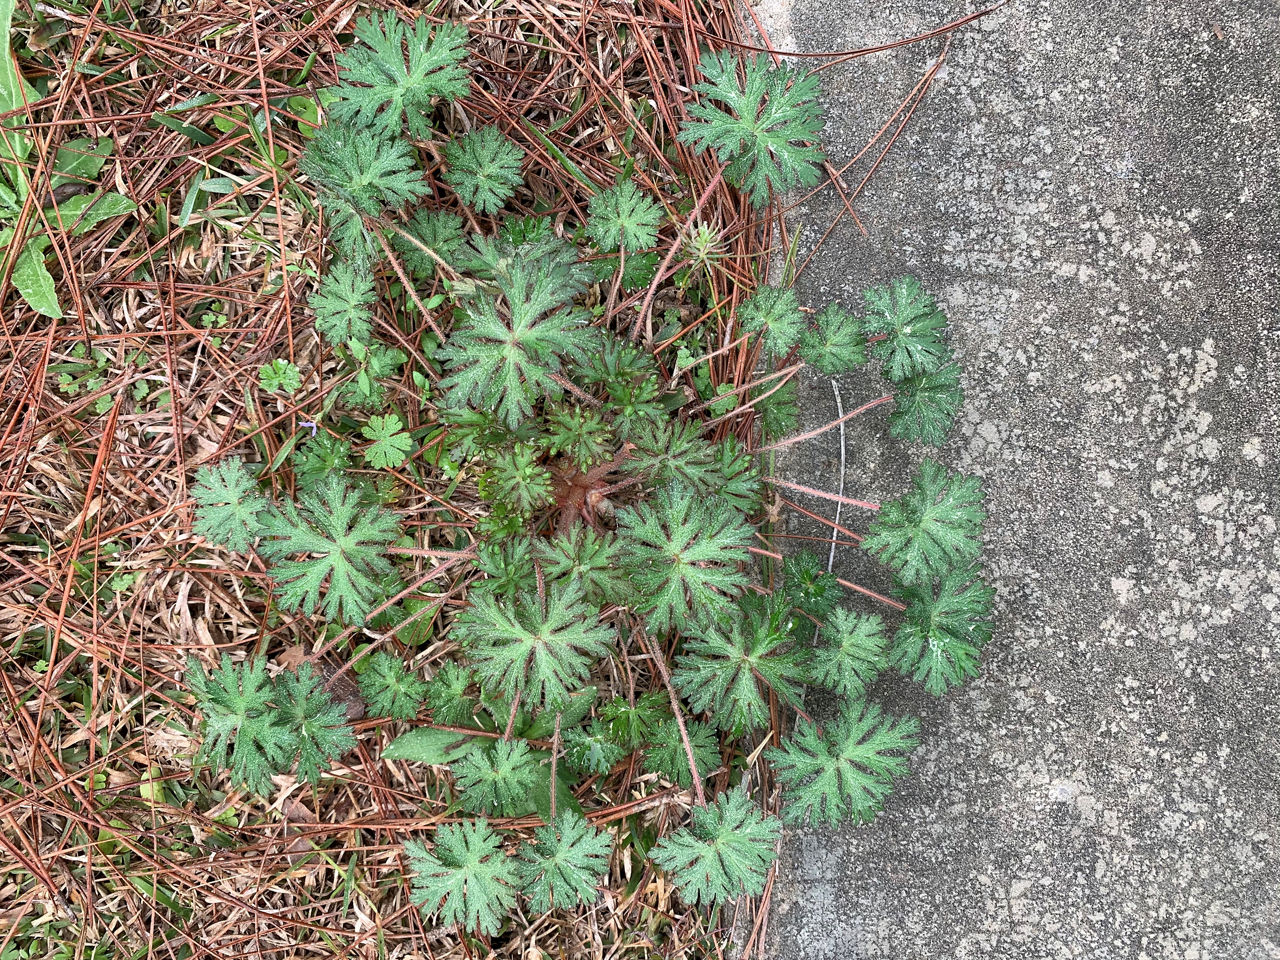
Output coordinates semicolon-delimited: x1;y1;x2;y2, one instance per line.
330;12;469;141
298;123;428;259
453;738;541;816
310;261;376;346
438;238;593;428
601;691;670;750
754;377;798;441
800;302;865;374
889;362;964;446
274;664;356;784
781;550;841;623
542;403;614;471
642;718;718;788
424;662;477;726
443;126;525;215
358;652;428;720
361;413;414;469
862;459;985;587
340;340;407;411
407;819;518;936
258;475;402;624
562;720;626;777
650;791;781;910
478;443;554;516
678;51;826;209
518;812;612;912
626;419;722;493
617;484;753;635
191;457;266;552
258;358;301;395
863;276;950;382
809;608;887;699
391;208;466;276
472;537;536;599
291;433;352;491
186;655;292;796
532;527;629;606
586;178;663;253
768;702;919;827
673;593;808;734
453;580;614;712
736;284;804;358
892;564;994;694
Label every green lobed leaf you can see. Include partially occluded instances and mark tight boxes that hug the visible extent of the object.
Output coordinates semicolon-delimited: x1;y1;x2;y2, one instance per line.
891;564;994;695
677;51;826;208
361;413;414;469
650;791;781;910
257;474;402;623
407;819;518;936
191;457;267;552
861;459;985;587
863;276;950;382
768;702;919;827
517;812;612;912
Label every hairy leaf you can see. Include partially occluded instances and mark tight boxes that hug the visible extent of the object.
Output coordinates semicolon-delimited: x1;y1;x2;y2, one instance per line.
186;655;292;795
311;261;376;346
298;123;429;259
736;284;804;357
438;238;593;428
650;792;781;909
407;820;518;936
562;720;626;777
617;484;752;634
586;178;662;253
443;126;524;215
274;664;356;783
454;581;614;711
862;459;985;587
258;475;402;623
518;812;612;912
361;413;414;469
673;592;808;734
191;458;266;552
678;51;826;208
892;565;994;694
768;702;919;826
453;738;541;816
642;718;719;788
330;12;469;140
809;608;887;699
889;362;964;446
863;276;950;382
800;302;865;374
358;652;428;720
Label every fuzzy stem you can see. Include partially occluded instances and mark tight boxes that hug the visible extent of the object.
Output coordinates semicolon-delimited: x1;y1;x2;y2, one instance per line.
370;226;446;343
549;713;562;822
637;631;707;807
632;167;725;343
503;693;523;741
757;394;894;452
837;577;906;611
766;478;880;511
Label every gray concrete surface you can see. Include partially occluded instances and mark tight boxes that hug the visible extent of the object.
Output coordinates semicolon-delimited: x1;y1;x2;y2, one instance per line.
765;1;1280;957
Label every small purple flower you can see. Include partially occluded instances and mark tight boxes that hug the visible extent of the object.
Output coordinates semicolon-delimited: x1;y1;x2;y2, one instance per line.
300;421;318;437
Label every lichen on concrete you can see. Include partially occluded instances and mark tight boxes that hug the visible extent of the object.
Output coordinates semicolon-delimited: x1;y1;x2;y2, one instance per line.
763;1;1280;957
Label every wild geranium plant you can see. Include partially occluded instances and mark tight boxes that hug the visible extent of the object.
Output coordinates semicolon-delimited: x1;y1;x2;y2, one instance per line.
185;10;989;943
